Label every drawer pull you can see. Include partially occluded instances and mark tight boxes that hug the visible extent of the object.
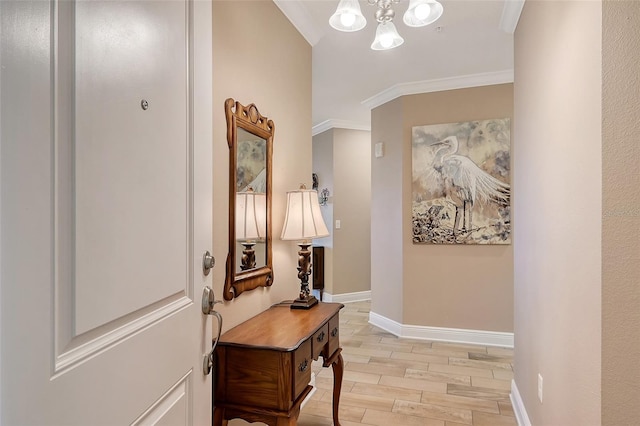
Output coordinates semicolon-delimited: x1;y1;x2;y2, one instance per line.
316;331;326;342
331;327;338;337
298;359;309;372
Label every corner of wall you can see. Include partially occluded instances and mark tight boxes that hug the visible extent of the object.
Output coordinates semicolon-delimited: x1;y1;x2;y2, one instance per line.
370;99;404;323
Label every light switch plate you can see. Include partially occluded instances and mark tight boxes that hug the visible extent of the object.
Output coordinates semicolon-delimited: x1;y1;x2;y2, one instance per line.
374;142;384;158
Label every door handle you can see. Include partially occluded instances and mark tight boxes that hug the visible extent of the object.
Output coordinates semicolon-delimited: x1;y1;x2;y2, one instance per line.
201;286;223;375
203;310;222;375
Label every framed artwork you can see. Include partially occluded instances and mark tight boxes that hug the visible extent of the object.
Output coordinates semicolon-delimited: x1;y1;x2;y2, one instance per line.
412;118;511;244
237;136;266;193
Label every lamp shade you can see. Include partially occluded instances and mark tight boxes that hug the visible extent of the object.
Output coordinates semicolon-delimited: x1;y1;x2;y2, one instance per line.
371;21;404;50
403;0;443;27
281;187;330;241
236;190;266;241
329;0;367;32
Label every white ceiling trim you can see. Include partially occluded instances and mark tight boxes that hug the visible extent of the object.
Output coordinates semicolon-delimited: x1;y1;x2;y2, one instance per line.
499;0;526;34
361;69;515;111
273;0;324;46
312;119;371;136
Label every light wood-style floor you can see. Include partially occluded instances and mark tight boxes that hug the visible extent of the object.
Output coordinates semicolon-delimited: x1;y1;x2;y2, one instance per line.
299;301;516;426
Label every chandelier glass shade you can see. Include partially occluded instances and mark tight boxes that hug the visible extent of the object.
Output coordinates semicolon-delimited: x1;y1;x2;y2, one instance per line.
330;0;443;50
371;21;404;50
403;0;444;27
329;0;367;32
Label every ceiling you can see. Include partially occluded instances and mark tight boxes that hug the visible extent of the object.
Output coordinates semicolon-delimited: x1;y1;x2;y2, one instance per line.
274;0;524;134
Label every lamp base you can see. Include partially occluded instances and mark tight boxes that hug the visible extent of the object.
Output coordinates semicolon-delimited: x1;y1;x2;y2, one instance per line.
290;295;319;310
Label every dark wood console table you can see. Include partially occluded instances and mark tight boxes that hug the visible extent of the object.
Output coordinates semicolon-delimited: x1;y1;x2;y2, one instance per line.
213;302;344;426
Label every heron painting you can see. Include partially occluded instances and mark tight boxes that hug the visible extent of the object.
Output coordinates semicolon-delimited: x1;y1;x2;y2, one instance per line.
412;119;511;244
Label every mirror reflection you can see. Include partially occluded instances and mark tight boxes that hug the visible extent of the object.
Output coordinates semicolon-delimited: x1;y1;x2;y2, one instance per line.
224;98;274;300
236;129;267;272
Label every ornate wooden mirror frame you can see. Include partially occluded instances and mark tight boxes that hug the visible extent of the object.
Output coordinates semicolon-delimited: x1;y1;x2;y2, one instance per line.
223;98;274;300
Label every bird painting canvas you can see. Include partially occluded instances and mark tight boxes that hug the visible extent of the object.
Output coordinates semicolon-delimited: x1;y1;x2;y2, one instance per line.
412;119;511;244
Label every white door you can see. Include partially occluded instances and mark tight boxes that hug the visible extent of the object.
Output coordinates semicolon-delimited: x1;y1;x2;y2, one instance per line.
0;0;213;424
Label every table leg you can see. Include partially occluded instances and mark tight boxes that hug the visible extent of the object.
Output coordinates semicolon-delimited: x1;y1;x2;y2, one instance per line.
213;407;227;426
275;405;300;426
331;352;344;426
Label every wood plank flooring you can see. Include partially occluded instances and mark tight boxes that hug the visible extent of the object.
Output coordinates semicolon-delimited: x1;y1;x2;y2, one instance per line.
299;301;516;426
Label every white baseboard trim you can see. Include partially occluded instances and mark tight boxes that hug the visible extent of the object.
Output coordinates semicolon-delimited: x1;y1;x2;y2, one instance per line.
511;379;532;426
322;291;371;303
301;372;317;410
368;311;514;348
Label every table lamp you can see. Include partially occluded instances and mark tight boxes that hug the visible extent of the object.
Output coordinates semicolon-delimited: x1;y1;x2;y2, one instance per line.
236;188;266;270
281;184;330;309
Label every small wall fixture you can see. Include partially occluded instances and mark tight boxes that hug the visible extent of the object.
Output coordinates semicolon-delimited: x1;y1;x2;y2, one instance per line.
329;0;443;50
319;188;330;206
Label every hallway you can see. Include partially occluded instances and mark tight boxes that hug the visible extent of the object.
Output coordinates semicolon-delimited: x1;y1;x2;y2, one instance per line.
300;301;516;425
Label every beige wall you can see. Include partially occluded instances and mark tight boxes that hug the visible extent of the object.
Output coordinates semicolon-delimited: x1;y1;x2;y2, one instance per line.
403;85;514;331
514;2;602;424
212;0;311;331
371;85;514;332
333;129;371;295
602;2;640;424
312;129;334;294
313;128;372;297
370;98;405;323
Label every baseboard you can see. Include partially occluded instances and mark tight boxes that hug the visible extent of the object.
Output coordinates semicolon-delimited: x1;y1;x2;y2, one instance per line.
368;310;403;336
368;310;514;348
300;372;317;410
511;379;532;426
322;290;371;303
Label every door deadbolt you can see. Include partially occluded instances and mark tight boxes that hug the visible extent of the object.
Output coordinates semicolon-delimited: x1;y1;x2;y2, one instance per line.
202;251;215;276
202;286;221;315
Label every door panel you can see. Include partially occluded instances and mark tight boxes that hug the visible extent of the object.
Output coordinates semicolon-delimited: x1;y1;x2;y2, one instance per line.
0;0;213;424
131;367;191;425
73;0;189;335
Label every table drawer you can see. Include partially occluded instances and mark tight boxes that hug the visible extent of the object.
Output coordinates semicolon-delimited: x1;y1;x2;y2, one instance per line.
325;313;340;358
293;338;312;399
312;323;329;360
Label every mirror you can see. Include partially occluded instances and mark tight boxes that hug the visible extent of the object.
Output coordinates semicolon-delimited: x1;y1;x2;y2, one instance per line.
223;98;274;300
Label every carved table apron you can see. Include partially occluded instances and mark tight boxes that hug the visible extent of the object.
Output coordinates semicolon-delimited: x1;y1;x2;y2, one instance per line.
213;302;344;426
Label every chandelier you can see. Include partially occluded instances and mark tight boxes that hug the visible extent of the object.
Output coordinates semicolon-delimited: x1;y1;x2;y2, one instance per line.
329;0;444;50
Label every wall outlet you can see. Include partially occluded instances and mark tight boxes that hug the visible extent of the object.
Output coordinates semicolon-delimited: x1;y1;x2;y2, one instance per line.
335;219;341;229
538;373;543;403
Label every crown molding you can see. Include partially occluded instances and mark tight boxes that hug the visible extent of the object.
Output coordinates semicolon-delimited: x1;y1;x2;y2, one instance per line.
312;119;371;136
499;0;526;34
361;69;515;111
273;0;323;46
